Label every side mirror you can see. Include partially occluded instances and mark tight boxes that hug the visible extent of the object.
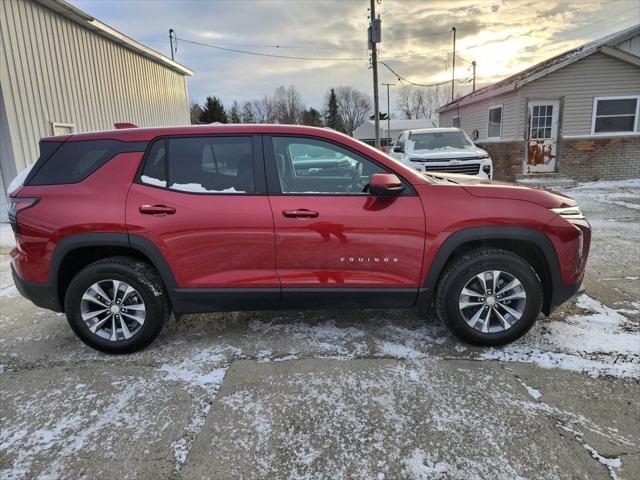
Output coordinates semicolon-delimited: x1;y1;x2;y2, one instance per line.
393;145;404;153
369;173;405;196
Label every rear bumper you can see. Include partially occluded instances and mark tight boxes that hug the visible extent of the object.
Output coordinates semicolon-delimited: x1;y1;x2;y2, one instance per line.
11;264;62;312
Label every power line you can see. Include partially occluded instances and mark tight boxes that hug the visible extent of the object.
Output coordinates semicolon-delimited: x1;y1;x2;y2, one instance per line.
176;37;365;61
379;61;470;88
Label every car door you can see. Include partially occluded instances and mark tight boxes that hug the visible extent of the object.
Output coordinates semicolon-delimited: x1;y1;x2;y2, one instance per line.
126;134;279;312
264;134;426;309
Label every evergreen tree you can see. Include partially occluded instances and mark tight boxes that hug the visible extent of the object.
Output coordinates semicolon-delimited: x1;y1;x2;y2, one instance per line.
229;100;241;123
325;88;340;130
199;96;227;123
301;107;323;127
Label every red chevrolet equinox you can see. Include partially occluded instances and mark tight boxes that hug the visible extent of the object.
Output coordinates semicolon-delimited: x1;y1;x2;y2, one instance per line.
9;125;590;353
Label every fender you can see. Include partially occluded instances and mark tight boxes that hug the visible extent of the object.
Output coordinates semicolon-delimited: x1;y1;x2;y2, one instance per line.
49;232;178;291
417;226;563;314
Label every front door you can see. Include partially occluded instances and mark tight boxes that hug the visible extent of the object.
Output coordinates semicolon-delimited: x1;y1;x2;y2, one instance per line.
264;135;426;309
525;100;559;173
126;135;279;309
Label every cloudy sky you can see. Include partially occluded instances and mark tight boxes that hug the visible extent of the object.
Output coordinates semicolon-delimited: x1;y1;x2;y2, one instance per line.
68;0;639;115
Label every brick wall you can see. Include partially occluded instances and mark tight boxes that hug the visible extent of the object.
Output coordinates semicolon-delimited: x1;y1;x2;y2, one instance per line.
478;136;640;181
476;142;523;181
558;136;640;181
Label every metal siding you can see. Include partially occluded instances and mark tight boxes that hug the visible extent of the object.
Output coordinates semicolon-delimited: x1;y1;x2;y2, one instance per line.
439;92;521;142
0;0;190;191
520;52;640;135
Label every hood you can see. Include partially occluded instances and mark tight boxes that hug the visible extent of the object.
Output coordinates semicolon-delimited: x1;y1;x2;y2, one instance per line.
408;147;488;160
425;172;577;209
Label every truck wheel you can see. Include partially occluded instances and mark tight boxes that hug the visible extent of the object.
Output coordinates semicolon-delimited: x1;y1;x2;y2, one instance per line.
435;248;543;346
64;256;170;354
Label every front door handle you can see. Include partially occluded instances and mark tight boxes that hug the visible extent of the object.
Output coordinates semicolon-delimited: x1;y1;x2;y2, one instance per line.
139;204;176;216
282;209;319;218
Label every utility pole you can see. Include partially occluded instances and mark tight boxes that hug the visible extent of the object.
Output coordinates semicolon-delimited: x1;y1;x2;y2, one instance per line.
369;0;381;149
471;60;476;92
451;26;456;102
382;82;394;148
169;29;176;60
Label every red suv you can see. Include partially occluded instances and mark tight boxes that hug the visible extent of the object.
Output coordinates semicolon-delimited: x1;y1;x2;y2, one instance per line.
9;125;590;353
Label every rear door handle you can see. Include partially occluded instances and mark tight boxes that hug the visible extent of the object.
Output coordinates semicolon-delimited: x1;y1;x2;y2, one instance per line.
139;204;176;216
282;209;319;218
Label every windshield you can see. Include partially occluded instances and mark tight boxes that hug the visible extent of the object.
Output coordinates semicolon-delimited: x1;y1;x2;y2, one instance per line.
409;131;472;150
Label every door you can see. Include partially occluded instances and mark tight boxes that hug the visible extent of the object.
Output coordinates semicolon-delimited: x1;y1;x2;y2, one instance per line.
126;135;279;308
264;135;426;308
525;100;559;173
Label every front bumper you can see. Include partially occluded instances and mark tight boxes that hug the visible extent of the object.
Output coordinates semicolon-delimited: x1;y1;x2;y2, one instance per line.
11;264;62;312
546;279;585;315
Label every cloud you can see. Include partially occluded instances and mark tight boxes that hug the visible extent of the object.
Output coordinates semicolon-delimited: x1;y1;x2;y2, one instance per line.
67;0;637;113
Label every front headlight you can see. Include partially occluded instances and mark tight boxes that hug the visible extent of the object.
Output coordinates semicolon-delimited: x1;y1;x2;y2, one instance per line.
551;206;585;219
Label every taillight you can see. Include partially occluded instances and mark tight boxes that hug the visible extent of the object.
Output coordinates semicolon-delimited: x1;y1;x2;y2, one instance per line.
8;197;39;235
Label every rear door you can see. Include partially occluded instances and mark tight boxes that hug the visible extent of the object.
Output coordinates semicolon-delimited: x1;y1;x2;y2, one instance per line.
126;134;278;310
264;135;426;309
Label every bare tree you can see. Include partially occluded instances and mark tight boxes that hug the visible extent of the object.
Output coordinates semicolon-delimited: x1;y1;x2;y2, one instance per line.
333;86;371;135
253;94;276;123
273;85;304;124
395;84;452;120
189;102;203;124
241;101;255;123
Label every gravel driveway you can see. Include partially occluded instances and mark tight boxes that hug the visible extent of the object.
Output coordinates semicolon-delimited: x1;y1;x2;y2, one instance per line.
1;179;638;479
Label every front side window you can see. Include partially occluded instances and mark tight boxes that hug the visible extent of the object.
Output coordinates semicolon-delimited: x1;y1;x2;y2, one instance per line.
140;136;254;194
488;106;503;139
592;97;639;134
272;137;386;194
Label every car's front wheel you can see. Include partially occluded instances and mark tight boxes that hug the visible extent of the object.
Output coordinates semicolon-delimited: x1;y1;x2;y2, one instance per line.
64;256;170;353
435;248;543;346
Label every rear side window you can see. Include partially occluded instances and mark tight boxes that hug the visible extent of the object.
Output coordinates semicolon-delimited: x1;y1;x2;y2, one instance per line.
140;136;254;194
27;140;146;185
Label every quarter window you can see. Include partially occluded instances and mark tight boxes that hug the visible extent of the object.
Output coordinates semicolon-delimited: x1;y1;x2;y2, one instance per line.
487;106;502;139
140;136;255;194
271;137;386;194
592;96;639;134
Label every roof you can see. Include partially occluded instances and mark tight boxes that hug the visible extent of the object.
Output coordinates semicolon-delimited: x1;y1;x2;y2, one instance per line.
35;0;193;76
439;24;640;112
43;123;356;142
406;127;460;134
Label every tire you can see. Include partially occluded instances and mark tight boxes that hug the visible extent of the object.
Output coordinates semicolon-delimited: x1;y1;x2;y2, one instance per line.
435;248;543;346
64;256;170;354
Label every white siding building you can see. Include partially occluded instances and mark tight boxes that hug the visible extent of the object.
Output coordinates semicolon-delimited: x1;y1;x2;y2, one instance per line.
0;0;193;215
438;25;640;182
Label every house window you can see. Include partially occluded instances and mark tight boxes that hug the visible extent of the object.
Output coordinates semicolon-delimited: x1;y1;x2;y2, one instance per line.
452;116;460;128
592;96;639;134
487;106;502;139
51;122;75;136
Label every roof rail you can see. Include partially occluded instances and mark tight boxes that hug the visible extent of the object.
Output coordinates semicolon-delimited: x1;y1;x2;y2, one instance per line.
114;123;138;129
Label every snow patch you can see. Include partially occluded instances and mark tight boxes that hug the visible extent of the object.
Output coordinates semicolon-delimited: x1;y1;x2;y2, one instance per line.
140;175;167;187
170;183;244;194
8;165;33;195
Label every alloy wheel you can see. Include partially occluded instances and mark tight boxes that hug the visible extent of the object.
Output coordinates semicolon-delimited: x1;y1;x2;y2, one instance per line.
80;279;146;341
458;270;527;333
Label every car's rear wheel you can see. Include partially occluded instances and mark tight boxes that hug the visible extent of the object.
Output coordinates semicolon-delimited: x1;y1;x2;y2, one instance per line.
64;256;170;353
435;248;543;346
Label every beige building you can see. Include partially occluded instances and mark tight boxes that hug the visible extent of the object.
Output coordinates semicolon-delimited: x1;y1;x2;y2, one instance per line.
0;0;193;216
438;25;640;182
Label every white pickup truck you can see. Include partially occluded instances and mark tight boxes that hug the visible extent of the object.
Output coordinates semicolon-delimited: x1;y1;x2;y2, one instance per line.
389;127;493;179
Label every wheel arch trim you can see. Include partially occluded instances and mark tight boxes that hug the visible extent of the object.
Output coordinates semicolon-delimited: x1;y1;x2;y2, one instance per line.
49;233;178;291
421;226;563;314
